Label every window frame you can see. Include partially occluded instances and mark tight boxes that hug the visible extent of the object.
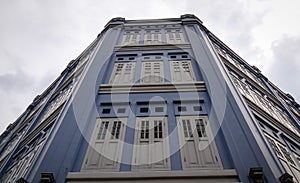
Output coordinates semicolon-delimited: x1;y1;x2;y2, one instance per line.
166;29;185;44
132;116;170;171
121;31;141;45
82;118;127;171
109;62;136;85
169;60;195;83
176;115;222;170
140;61;164;84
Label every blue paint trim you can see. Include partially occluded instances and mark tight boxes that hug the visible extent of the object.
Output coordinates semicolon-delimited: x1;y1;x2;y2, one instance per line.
167;101;182;170
120;103;137;171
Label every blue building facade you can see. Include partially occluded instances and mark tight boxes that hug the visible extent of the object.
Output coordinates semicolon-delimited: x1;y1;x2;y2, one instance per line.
0;15;299;183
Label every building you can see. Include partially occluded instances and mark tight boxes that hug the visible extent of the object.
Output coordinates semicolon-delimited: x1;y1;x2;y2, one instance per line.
0;14;299;183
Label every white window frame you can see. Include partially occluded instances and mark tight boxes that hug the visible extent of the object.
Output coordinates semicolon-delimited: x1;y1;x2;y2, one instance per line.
140;61;164;84
166;29;185;44
0;135;21;162
82;118;127;171
170;60;195;83
144;30;162;45
176;116;222;169
109;62;136;85
2;142;44;183
231;76;255;103
264;134;300;181
132;116;170;171
121;31;140;45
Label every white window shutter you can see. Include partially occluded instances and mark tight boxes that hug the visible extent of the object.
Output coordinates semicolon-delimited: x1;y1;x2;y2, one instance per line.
166;30;185;44
4;142;44;183
264;133;300;181
122;32;140;45
170;61;195;83
144;32;161;44
109;62;136;84
83;118;126;171
133;117;169;170
177;116;221;169
141;62;164;84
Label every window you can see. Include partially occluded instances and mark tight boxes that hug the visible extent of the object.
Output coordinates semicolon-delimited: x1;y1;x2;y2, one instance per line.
82;118;126;170
0;135;22;162
264;134;300;181
140;107;149;113
121;31;140;45
117;108;126;113
193;106;202;111
177;116;221;169
1;121;54;183
178;106;187;112
132;117;170;170
102;108;111;114
144;30;162;44
2;141;45;183
231;76;255;103
170;61;195;83
181;55;188;59
141;61;164;83
166;29;185;44
273;107;299;135
155;107;164;112
109;62;136;84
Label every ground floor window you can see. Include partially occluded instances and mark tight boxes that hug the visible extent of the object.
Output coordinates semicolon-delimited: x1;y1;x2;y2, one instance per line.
176;116;221;169
132;116;170;170
82;118;126;171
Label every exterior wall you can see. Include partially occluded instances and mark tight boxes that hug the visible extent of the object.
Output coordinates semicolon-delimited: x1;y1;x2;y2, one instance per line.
0;15;299;183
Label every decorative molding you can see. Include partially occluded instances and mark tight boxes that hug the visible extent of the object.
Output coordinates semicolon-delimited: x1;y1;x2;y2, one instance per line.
114;43;191;51
99;82;206;94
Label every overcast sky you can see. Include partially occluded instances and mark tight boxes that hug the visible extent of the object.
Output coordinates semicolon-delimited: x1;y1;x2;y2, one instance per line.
0;0;300;133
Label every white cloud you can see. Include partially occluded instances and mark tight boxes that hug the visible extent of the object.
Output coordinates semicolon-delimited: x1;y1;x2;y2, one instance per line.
267;35;300;101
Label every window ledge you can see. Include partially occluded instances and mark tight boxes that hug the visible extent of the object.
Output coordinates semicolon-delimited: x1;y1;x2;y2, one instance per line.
66;169;239;182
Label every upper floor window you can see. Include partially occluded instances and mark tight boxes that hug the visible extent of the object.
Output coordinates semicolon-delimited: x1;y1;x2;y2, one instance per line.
121;31;140;45
1;122;54;183
109;62;136;85
144;30;162;45
2;142;44;183
264;134;300;181
166;29;185;44
170;60;195;83
141;61;164;84
231;76;255;103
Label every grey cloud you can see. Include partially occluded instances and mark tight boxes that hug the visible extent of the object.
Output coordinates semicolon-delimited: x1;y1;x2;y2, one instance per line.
268;35;300;102
0;70;56;133
0;70;32;92
184;0;267;64
0;0;298;134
